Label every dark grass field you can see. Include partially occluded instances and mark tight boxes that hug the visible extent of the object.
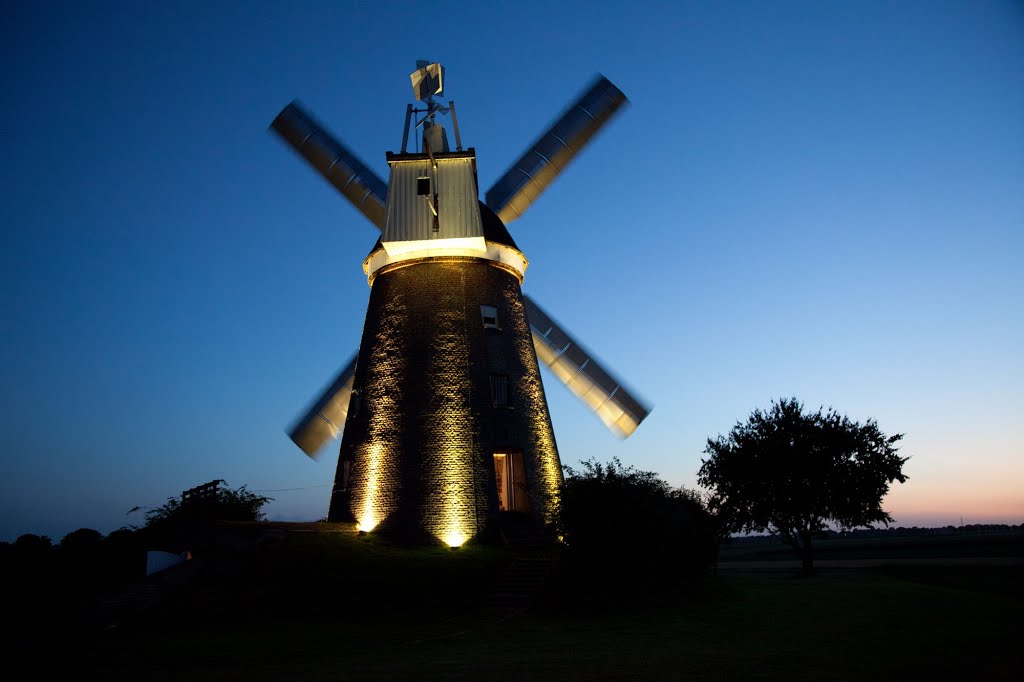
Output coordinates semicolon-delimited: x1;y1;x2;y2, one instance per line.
718;531;1024;562
38;528;1023;679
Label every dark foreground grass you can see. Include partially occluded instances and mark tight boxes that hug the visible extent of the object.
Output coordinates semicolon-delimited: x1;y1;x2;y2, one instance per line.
65;532;1022;680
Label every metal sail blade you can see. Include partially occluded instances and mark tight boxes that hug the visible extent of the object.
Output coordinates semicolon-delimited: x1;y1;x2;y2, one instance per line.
523;294;651;438
485;76;627;225
271;101;388;230
287;355;358;458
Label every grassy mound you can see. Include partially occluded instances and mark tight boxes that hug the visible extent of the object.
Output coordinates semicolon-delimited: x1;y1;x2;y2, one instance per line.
158;526;513;626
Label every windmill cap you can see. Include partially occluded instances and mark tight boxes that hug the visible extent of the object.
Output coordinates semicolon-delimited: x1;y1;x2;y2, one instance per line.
365;201;519;258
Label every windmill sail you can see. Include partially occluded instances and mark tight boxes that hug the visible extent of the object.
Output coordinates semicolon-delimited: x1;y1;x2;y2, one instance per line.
271;102;388;229
485;76;627;225
524;294;650;438
287;355;358;457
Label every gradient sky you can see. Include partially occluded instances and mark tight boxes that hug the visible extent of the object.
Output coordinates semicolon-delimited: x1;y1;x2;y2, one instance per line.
2;1;1021;541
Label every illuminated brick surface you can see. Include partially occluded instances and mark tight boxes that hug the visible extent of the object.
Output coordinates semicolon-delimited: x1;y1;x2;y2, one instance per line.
329;257;562;543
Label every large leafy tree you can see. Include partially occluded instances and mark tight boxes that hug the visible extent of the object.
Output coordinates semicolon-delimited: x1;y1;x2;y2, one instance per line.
698;397;908;573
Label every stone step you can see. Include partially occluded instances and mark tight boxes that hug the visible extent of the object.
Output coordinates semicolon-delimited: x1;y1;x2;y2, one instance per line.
486;556;552;615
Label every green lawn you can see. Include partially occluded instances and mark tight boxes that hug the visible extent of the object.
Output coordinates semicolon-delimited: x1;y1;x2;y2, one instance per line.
76;531;1021;680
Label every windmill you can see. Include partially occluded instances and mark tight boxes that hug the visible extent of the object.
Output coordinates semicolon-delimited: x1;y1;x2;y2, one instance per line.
271;62;650;546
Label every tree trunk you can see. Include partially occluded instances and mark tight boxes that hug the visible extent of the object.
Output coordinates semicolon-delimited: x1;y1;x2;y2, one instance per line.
799;530;814;576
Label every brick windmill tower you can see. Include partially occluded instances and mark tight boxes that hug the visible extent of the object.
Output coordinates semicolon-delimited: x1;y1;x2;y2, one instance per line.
271;63;650;545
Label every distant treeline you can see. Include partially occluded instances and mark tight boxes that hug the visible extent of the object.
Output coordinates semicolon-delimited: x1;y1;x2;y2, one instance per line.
728;523;1024;544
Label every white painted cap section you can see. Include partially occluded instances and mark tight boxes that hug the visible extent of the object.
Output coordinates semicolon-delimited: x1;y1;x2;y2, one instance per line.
382;156;484;252
363;240;529;283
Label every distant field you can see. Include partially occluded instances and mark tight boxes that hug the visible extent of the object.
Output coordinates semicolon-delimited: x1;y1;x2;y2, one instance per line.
49;530;1023;679
719;530;1024;562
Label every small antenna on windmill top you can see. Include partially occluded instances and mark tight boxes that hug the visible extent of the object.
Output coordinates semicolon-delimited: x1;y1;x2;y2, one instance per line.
403;61;462;153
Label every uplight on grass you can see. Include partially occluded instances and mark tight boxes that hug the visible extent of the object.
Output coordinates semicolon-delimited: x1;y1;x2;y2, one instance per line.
445;531;466;548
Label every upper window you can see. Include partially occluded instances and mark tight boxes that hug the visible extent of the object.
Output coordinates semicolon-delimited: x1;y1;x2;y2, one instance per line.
416;176;431;196
490;374;510;407
480;305;499;329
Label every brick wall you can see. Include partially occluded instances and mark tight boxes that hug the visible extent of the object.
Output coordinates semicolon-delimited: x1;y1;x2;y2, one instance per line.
328;257;562;543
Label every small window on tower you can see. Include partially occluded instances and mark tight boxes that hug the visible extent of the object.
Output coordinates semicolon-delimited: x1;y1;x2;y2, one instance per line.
417;176;431;196
490;374;510;407
341;461;351;491
480;305;499;329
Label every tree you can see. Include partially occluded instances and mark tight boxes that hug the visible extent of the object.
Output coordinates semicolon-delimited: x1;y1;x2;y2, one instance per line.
698;397;908;574
142;482;273;553
144;482;273;527
556;458;716;601
60;528;103;553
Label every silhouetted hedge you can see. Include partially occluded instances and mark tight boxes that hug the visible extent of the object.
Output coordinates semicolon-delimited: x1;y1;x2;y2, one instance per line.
552;458;716;604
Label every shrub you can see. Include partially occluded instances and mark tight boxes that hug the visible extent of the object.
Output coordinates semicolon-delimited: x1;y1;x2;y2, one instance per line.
142;482;273;553
555;458;716;603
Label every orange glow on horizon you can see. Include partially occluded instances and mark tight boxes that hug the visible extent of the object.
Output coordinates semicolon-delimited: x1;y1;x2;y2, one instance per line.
883;480;1024;525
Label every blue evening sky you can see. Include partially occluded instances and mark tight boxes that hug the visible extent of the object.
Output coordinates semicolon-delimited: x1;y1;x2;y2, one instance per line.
2;1;1021;540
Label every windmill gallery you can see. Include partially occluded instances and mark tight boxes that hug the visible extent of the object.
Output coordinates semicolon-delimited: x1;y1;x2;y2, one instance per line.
272;63;650;546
